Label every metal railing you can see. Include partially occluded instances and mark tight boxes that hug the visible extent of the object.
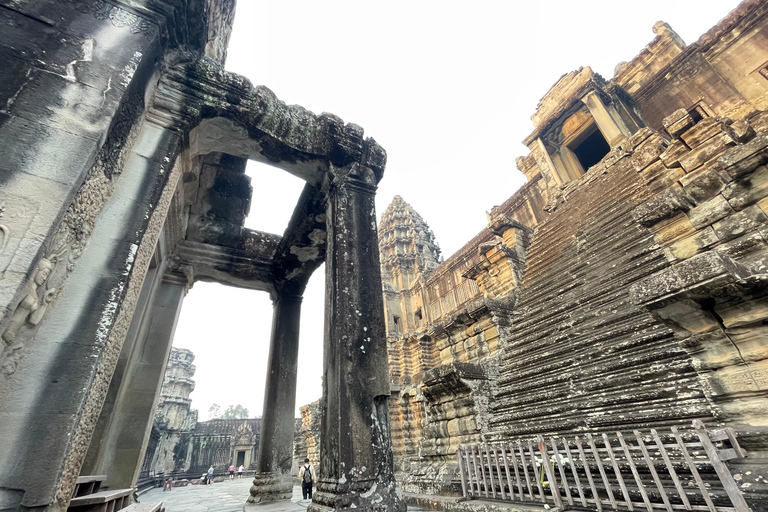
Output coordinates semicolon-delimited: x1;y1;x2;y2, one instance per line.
457;420;751;512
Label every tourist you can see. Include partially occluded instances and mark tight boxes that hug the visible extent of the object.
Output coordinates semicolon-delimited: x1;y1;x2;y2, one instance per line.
299;458;316;501
229;464;235;480
207;464;214;485
163;477;173;491
238;464;244;479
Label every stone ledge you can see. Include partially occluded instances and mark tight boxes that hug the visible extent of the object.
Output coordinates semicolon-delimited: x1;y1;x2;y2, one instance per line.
629;251;753;307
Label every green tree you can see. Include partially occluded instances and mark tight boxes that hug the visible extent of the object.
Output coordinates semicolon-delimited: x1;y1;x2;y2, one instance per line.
208;403;221;419
222;404;249;419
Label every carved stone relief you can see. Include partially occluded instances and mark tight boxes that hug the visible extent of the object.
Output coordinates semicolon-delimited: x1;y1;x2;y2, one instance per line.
0;195;40;280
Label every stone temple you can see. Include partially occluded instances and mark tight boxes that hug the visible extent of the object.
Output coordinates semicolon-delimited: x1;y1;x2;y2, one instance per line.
2;1;768;512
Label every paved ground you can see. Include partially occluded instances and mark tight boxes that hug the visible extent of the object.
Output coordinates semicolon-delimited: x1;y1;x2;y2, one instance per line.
141;478;308;512
141;478;431;512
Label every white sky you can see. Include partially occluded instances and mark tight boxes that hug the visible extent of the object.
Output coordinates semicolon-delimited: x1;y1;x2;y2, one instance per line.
172;0;743;420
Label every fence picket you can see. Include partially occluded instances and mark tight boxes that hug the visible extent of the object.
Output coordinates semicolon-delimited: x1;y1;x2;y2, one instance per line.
528;440;547;503
693;420;751;512
671;426;717;512
588;433;617;509
485;445;496;499
479;445;489;498
651;428;691;511
550;437;574;506
617;432;653;512
500;444;515;501
634;430;673;512
518;442;534;500
576;436;603;511
538;436;563;509
509;443;524;500
471;445;482;499
457;445;468;498
561;437;587;507
492;446;505;499
603;433;633;510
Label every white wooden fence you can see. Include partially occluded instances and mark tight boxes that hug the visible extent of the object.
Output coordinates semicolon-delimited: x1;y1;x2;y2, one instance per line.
457;420;751;512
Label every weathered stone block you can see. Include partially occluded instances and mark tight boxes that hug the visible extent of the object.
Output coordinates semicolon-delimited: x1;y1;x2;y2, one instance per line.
650;213;697;245
662;108;695;139
626;127;654;150
687;195;734;229
680;166;728;204
659;138;689;168
664;226;719;261
727;119;756;143
717;134;768;179
654;298;720;333
727;324;768;362
646;167;686;194
715;231;767;261
630;252;752;306
722;164;768;211
631;136;668;172
679;132;736;172
680;117;732;148
632;187;694;227
712;205;768;242
717;298;768;329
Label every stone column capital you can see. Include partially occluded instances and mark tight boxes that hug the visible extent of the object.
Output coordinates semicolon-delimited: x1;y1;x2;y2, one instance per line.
270;291;304;305
325;162;379;194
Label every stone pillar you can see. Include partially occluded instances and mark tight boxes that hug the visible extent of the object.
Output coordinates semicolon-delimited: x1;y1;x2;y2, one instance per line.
91;275;187;489
247;292;303;504
581;90;631;146
308;163;405;512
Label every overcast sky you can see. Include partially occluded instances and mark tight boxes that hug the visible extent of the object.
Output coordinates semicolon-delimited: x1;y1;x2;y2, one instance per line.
171;0;743;420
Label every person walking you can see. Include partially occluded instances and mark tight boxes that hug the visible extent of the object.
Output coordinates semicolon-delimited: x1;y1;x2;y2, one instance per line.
298;458;316;501
238;464;244;479
229;464;235;480
207;464;214;485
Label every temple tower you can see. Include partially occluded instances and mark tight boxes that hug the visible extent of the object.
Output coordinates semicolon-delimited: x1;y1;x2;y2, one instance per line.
378;196;441;338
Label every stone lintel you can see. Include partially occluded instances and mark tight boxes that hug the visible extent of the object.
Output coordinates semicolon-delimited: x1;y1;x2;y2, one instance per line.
171;237;277;291
150;55;386;183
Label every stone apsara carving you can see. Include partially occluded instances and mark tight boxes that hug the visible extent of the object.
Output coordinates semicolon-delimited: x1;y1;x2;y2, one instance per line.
2;258;56;344
3;95;145;341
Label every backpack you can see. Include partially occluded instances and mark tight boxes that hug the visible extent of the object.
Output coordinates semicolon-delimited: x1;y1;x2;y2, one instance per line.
303;465;312;483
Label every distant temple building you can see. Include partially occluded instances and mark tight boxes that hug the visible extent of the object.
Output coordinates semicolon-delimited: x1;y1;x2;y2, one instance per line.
143;348;261;479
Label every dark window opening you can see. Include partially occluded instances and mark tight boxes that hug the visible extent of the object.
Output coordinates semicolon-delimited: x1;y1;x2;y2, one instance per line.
236;450;245;467
570;128;610;172
414;309;423;328
758;65;768;80
393;315;401;333
688;104;709;123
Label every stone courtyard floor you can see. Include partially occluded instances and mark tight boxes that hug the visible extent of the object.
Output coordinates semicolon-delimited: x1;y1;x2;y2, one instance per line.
141;478;307;512
141;478;429;512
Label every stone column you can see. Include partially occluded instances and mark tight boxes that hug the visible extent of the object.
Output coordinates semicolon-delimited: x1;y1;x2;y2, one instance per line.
581;90;631;146
91;274;187;489
247;292;303;503
308;163;405;512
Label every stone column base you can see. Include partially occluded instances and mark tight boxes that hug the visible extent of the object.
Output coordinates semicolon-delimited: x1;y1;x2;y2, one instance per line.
246;472;293;504
307;478;406;512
